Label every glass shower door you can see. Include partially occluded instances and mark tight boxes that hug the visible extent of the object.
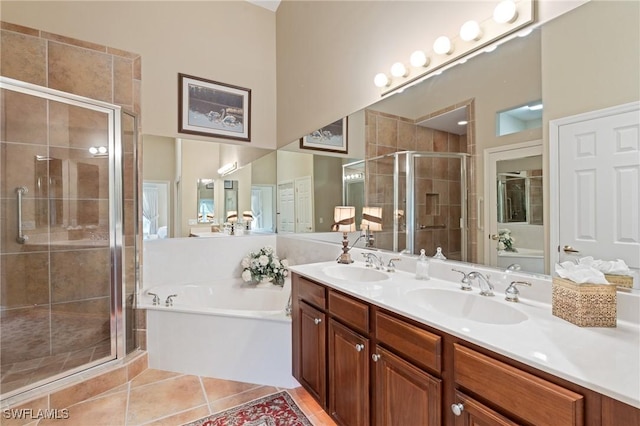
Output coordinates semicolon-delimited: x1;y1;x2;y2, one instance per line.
0;80;123;398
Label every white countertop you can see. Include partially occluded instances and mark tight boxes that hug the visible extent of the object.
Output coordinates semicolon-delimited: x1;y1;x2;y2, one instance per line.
290;260;640;408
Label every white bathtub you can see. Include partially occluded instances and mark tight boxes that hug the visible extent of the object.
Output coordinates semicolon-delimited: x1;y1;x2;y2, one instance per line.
497;248;545;273
140;279;298;388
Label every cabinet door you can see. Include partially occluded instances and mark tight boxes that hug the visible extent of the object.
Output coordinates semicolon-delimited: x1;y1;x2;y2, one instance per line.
372;345;441;426
452;391;519;426
299;301;327;407
328;319;369;426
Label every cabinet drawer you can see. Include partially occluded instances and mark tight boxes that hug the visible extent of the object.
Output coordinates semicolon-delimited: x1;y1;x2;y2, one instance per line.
328;290;369;333
374;310;441;374
454;344;584;426
298;276;326;309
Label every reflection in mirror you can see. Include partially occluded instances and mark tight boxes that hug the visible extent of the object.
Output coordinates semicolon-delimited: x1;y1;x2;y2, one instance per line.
494;154;544;274
142;135;276;238
143;181;170;239
223;180;238;223
196;179;215;223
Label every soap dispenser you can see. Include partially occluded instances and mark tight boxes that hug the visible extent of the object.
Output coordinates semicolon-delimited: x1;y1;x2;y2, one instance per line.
416;249;430;280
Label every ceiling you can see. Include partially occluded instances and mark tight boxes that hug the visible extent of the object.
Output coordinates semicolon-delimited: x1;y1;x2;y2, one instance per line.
416;106;469;136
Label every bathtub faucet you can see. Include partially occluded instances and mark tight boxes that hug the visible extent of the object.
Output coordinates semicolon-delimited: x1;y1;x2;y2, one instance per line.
147;292;160;306
165;294;178;307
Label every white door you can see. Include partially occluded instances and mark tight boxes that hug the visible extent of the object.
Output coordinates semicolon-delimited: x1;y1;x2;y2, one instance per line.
278;181;295;233
295;176;314;233
551;102;640;269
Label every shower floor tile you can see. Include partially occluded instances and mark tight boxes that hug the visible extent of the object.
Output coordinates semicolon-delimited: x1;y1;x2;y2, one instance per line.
28;369;335;426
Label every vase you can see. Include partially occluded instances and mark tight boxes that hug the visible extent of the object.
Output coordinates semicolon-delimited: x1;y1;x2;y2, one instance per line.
255;277;274;288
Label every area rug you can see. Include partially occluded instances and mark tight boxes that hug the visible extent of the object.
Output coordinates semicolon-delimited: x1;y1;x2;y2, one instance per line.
183;391;313;426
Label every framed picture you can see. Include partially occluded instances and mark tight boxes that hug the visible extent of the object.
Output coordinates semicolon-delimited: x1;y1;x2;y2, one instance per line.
300;117;348;154
178;73;251;141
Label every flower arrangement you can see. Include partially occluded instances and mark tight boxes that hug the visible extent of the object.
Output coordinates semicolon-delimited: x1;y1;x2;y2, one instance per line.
497;228;517;252
241;246;289;286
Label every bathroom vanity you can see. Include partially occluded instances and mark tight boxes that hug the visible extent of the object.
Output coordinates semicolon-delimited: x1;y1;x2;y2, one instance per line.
290;262;640;426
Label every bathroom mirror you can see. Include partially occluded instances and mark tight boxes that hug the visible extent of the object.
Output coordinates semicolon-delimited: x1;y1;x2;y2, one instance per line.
196;179;215;223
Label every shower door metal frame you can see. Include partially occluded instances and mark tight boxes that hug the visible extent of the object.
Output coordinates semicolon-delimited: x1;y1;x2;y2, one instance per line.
0;77;127;398
402;151;469;259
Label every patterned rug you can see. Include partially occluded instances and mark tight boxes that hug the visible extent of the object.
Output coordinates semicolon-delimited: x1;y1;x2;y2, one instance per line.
183;391;313;426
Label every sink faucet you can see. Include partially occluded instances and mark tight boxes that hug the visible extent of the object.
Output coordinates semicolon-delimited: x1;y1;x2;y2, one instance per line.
468;271;495;296
362;252;385;270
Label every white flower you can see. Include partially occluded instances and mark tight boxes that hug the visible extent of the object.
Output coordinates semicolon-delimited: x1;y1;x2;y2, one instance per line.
281;259;289;268
498;242;505;250
241;270;252;282
259;255;269;266
241;257;251;268
264;246;274;254
272;259;281;268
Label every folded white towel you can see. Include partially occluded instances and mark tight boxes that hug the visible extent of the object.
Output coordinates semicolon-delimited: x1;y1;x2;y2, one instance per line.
578;256;630;275
555;261;609;284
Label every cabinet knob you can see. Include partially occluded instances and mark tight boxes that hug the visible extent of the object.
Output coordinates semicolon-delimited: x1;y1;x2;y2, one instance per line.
451;403;465;416
355;343;365;352
314;318;322;325
371;354;381;362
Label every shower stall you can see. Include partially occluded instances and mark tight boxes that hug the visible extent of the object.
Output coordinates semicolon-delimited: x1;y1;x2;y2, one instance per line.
0;77;139;399
346;150;469;260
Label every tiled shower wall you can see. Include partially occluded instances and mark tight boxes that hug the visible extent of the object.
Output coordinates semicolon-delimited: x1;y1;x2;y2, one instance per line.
0;21;142;393
364;104;478;262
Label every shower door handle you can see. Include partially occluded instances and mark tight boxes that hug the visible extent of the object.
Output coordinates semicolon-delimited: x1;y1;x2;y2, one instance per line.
15;187;28;244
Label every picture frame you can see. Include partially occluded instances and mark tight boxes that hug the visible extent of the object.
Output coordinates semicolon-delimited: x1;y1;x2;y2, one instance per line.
178;73;251;141
299;117;348;154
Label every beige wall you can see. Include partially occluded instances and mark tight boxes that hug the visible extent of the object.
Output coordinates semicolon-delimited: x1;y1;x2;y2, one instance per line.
1;1;277;149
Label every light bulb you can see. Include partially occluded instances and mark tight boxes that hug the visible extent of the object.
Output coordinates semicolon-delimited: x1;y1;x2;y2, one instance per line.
410;50;429;67
460;20;482;42
433;36;453;55
390;62;408;78
494;0;518;24
98;146;108;154
373;73;390;88
89;147;98;155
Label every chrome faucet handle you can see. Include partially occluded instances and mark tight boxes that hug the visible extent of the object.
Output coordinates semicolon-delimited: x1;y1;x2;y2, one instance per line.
165;294;178;307
506;263;521;272
451;269;472;291
361;252;374;267
386;258;401;272
147;292;160;306
505;281;532;303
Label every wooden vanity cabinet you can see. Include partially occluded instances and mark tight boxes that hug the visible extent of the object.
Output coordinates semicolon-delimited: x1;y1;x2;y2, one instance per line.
328;318;370;426
291;273;640;426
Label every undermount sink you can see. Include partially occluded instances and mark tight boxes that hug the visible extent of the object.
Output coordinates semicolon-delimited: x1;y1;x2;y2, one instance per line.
322;265;390;282
407;288;528;325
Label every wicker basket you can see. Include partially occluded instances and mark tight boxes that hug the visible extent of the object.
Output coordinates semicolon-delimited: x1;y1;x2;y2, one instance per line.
604;274;633;289
552;277;617;327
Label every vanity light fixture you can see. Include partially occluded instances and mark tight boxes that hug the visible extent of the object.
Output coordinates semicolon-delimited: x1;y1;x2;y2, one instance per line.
373;73;391;88
409;50;430;68
493;0;518;24
217;161;237;176
332;206;356;264
390;62;409;78
458;120;468;126
460;20;482;42
433;36;454;55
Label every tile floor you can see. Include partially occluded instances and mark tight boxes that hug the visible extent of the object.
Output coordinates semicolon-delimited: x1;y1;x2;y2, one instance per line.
6;369;336;426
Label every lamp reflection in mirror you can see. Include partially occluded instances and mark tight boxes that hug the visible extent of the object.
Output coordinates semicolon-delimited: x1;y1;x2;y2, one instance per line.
361;206;382;248
333;206;356;264
493;0;518;24
374;73;391;88
226;210;238;235
243;210;254;230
